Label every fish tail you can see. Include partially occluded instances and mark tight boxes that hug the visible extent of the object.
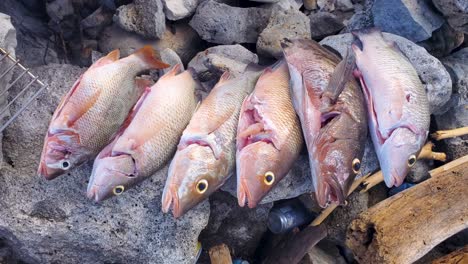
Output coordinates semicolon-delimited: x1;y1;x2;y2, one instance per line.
133;45;170;69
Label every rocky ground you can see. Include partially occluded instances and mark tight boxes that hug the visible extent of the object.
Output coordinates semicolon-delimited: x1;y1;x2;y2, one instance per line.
0;0;466;263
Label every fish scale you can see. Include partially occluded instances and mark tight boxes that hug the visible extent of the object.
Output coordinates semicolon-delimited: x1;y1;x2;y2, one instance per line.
162;69;262;218
352;28;430;187
87;64;199;202
38;46;169;180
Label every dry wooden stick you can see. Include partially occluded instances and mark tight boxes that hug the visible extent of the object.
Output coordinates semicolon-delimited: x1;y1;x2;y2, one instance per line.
431;126;468;141
346;154;468;264
309;173;370;226
209;244;233;264
360;141;446;193
429;154;468;177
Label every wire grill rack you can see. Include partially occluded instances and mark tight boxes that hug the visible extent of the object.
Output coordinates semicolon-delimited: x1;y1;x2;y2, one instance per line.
0;47;48;133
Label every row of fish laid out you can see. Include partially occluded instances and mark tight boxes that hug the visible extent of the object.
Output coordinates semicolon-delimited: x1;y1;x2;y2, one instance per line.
37;28;430;218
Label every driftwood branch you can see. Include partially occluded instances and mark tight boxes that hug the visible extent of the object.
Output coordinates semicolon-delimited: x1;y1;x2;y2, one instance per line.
209;244;233;264
346;155;468;264
431;244;468;264
360;142;446;193
431;126;468;141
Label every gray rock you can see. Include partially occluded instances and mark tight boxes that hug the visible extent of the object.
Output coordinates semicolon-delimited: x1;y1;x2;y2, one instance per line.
336;0;354;11
0;12;16;166
162;0;199;20
358;138;380;178
341;2;374;33
371;0;444;42
310;12;344;40
188;44;259;82
199;191;273;262
432;0;468;34
317;0;335;12
419;22;465;58
189;0;271;44
114;0;166;39
406;160;431;183
221;155;313;205
81;6;113;39
320;33;452;114
159;48;184;75
99;23;203;64
436;48;468;160
261;0;303;12
46;0;74;21
0;64;210;264
257;9;311;58
0;0;60;67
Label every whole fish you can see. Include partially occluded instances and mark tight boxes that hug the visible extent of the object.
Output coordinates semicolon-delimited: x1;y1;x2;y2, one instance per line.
38;46;169;180
162;67;262;218
352;28;430;187
282;39;367;208
236;60;303;208
87;64;199;201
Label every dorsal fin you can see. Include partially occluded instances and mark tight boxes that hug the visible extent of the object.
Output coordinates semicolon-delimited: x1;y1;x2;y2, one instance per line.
89;49;120;70
160;63;182;79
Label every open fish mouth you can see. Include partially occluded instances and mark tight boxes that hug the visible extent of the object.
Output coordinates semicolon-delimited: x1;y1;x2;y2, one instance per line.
237;180;255;208
317;176;347;208
87;185;102;202
162;186;182;218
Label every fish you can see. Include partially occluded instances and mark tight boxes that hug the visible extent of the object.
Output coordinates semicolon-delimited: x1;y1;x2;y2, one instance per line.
236;60;303;208
351;28;430;187
38;46;169;180
87;64;199;202
162;67;262;218
282;39;367;208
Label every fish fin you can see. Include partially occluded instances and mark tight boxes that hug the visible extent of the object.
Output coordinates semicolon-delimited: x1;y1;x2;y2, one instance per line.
135;77;153;94
133;45;170;69
218;70;233;84
322;46;356;103
89;49;120;70
160;63;182;79
194;100;201;113
236;94;254;151
244;62;265;73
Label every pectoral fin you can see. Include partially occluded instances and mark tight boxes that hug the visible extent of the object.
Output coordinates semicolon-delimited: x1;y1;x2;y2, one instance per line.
322;47;356;103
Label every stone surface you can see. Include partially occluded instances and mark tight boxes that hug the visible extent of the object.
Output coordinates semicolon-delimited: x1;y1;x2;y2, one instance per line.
372;0;444;42
320;33;452;114
261;0;303;12
419;23;465;58
99;23;203;64
46;0;74;22
188;44;259;82
0;64;210;264
189;0;271;44
199;191;273;262
317;0;335;12
222;155;313;204
81;6;113;39
436;48;468;160
309;12;344;40
114;0;166;39
163;0;199;20
159;48;184;75
342;2;374;33
303;0;317;10
257;9;311;58
0;12;16;167
432;0;468;34
0;0;60;67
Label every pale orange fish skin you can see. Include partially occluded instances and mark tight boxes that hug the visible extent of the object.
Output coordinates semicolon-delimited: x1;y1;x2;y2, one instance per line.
162;69;262;218
38;46;169;180
87;64;199;202
236;61;303;208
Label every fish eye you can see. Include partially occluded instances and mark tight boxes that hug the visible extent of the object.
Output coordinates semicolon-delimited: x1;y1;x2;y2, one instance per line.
196;179;208;194
407;155;417;167
352;158;361;174
264;171;275;186
113;185;125;195
61;160;71;170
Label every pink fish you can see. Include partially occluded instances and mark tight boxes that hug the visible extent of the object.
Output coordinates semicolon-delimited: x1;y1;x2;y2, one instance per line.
38;46;169;180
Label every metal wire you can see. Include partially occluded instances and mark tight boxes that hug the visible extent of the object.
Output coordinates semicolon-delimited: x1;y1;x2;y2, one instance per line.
0;47;48;133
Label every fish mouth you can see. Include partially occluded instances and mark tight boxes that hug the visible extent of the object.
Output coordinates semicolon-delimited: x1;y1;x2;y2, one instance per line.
237;179;257;208
161;186;182;218
87;184;102;202
385;168;404;188
37;162;64;180
317;176;346;208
